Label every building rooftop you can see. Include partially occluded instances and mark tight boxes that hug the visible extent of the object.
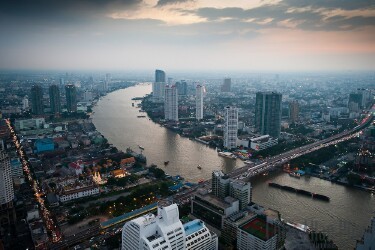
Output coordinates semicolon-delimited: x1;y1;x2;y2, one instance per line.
184;219;204;236
239;216;276;241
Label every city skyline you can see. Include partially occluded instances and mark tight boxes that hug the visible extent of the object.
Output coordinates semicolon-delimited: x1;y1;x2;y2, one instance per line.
0;0;374;71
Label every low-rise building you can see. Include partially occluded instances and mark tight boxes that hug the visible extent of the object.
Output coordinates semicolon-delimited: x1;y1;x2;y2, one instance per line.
237;215;278;250
191;191;239;229
58;185;99;203
250;135;278;151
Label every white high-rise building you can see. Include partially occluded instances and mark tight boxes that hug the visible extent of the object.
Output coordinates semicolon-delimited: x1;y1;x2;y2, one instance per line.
0;151;14;205
223;106;238;149
22;96;29;110
196;85;204;120
164;85;178;121
153;82;166;102
122;203;218;250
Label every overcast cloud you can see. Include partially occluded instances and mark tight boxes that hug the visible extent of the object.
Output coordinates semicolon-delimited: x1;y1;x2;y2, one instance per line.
0;0;374;71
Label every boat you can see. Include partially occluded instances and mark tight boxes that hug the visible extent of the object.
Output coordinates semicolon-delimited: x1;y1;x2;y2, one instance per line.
164;161;169;165
137;115;146;118
312;193;330;201
138;145;144;150
132;103;134;107
289;172;301;178
218;151;237;159
197;165;202;170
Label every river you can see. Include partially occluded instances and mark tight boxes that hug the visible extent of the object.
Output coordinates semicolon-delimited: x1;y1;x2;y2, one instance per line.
92;84;375;249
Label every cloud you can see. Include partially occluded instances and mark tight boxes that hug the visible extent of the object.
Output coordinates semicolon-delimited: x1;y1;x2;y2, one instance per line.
156;0;194;7
0;0;142;24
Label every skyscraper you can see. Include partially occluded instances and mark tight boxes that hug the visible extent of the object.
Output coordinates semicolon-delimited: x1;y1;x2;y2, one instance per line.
122;203;218;250
65;84;77;112
22;96;29;110
289;100;299;124
31;85;44;115
223;106;238;149
49;84;61;115
221;78;231;92
164;85;178;121
176;80;188;95
255;92;282;138
59;78;64;87
0;150;15;230
0;151;14;206
155;69;166;83
196;85;204;120
153;69;166;101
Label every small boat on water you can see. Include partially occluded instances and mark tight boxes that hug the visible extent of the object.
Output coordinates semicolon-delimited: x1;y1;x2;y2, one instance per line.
132;103;134;107
218;151;237;159
137;115;146;118
289;172;301;178
164;161;169;165
138;145;144;150
197;165;202;170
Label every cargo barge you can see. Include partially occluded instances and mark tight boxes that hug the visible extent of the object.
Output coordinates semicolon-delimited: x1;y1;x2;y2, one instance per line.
269;182;330;201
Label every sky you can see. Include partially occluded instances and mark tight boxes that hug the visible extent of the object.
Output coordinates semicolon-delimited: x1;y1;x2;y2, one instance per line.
0;0;374;71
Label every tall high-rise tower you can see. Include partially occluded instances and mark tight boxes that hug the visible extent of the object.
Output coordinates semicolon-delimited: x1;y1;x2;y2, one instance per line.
153;70;166;101
0;150;15;230
289;100;299;124
0;151;13;206
155;69;166;83
31;85;44;115
221;78;231;92
49;84;61;115
164;85;178;121
255;92;282;138
224;106;238;149
196;85;204;120
65;84;77;112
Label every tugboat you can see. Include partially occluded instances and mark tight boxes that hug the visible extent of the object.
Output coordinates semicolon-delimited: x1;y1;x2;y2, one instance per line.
164;161;169;165
197;165;202;170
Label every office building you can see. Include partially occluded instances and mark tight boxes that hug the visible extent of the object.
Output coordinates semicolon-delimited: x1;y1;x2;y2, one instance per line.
196;85;204;120
0;151;13;206
223;106;238;149
14;118;45;131
289;100;299;123
122;203;217;250
222;211;256;246
83;91;93;102
59;78;64;87
164;85;178;121
155;69;166;83
221;78;231;92
255;92;282;138
357;88;371;108
0;151;16;231
153;70;166;101
229;180;252;210
237;215;278;250
31;85;44;115
176;80;188;95
212;170;252;210
191;190;239;229
22;96;29;110
49;84;61;114
65;84;77;112
250;135;278;151
212;170;230;199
